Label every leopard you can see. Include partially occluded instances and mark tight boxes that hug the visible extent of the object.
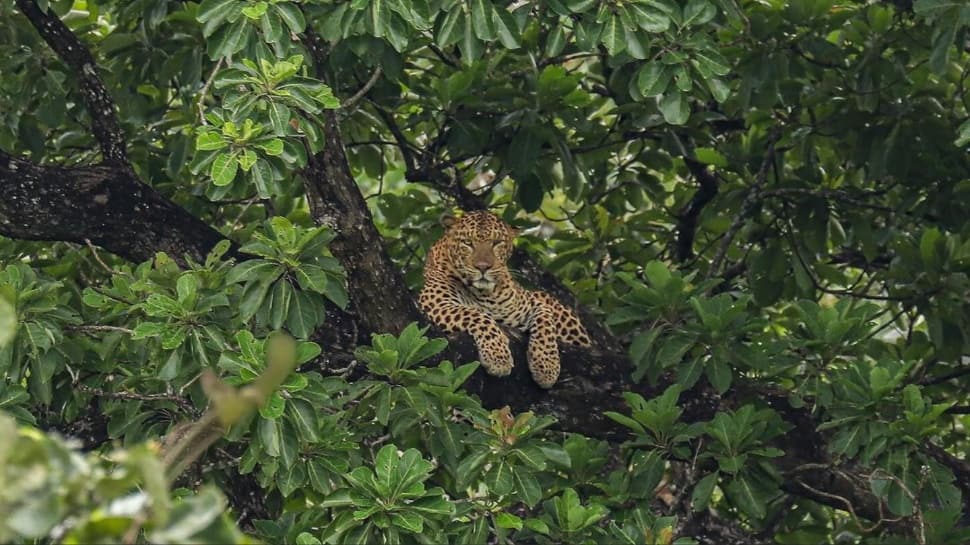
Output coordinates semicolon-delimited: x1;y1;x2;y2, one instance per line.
418;210;591;388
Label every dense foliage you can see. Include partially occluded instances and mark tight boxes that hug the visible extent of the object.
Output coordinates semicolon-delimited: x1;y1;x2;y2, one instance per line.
1;0;969;543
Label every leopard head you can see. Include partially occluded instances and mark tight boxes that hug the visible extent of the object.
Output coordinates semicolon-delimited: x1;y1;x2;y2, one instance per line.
441;211;517;294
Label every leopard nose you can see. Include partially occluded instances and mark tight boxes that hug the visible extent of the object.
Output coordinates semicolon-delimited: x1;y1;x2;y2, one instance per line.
474;261;491;273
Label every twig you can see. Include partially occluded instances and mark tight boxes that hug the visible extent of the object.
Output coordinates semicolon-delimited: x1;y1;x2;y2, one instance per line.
782;213;909;302
77;384;198;416
197;57;225;125
761;187;893;213
67;324;134;335
342;66;383;111
707;128;782;279
920;365;970;386
868;468;926;545
672;438;704;533
370;101;419;170
16;0;128;164
426;43;460;68
84;238;117;274
229;196;261;231
793;478;883;533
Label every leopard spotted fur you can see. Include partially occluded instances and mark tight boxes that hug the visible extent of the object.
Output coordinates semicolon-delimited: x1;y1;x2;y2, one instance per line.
418;211;591;388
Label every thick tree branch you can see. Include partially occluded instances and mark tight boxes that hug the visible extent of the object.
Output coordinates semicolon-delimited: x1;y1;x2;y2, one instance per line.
676;158;720;262
300;109;424;336
0;151;235;264
15;0;128;165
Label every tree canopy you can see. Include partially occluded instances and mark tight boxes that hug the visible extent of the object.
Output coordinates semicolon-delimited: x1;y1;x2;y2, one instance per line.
1;0;970;543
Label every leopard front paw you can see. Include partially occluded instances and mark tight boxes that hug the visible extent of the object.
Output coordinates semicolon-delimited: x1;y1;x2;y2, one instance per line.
478;340;514;377
527;340;561;389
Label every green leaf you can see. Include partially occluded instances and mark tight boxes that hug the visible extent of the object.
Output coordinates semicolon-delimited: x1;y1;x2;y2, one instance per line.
208;19;252;59
726;474;768;520
294;265;330;294
460;11;483;64
143;294;182;317
273;2;306;33
267;103;291;135
250;159;275;197
494;512;523;530
629;2;670;31
436;7;462;46
604;411;646;434
131;321;165;340
513;445;547;471
259;390;286;419
238;276;276;322
369;0;387;37
691;472;718;511
637;62;671;97
486;461;514;496
545;24;566;57
197;0;240;30
659;91;690;125
682;0;717;27
693;50;731;76
237;149;257;172
241;3;268;19
257;137;285;156
920;228;943;268
286;290;324;338
374;443;398;489
411;495;454;517
677;355;704;389
506;126;543;178
175;273;199;309
296;532;322;545
227;260;282;285
260;11;284;43
285;398;321;444
601;14;625;55
470;0;496;40
493;8;520;48
706;358;732;394
704;75;730;102
258;416;282;457
694;147;727;167
956;119;970;146
902;384;925;415
210;152;239;186
524;518;550;535
513;468;542;507
391;511;423;533
196;131;227;151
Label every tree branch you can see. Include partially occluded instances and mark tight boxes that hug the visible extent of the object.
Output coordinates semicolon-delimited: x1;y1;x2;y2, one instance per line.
0;151;236;265
342;66;383;111
15;0;129;165
676;158;720;262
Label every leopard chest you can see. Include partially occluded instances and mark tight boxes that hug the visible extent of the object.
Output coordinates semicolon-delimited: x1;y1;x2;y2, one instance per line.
456;283;534;330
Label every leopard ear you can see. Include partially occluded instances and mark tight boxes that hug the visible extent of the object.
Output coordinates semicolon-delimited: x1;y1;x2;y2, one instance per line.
440;212;459;229
506;223;519;239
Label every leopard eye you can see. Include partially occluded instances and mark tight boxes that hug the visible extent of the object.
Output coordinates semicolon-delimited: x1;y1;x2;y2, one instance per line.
459;240;473;250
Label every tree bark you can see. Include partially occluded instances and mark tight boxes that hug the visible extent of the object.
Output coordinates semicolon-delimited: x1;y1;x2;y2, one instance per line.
0;151;235;265
298;111;424;337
